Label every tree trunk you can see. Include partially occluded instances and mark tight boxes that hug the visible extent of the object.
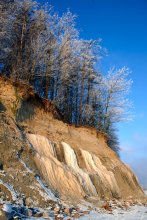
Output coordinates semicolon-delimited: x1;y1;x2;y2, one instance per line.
79;63;85;125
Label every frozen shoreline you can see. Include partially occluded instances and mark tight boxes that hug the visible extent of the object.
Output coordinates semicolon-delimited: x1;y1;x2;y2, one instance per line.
80;205;147;220
0;189;146;219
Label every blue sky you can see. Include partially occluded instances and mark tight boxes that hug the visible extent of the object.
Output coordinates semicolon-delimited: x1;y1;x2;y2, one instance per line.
38;0;147;187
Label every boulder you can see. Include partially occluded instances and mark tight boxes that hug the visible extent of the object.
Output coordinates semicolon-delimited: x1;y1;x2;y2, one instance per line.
42;211;49;218
102;201;112;211
33;211;43;217
27;209;33;216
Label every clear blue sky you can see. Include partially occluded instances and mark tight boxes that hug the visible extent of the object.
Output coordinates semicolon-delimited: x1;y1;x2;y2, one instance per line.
38;0;147;187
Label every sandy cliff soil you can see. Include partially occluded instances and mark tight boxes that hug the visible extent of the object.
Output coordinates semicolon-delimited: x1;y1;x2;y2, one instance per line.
0;76;145;206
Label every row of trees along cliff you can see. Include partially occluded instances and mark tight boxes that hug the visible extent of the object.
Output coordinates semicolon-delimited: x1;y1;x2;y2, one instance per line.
0;0;133;155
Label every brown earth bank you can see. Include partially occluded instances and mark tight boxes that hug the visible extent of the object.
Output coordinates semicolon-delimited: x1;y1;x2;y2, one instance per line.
0;75;145;209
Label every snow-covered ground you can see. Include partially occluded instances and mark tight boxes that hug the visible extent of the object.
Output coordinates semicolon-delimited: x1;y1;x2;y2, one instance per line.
22;206;147;220
80;206;147;220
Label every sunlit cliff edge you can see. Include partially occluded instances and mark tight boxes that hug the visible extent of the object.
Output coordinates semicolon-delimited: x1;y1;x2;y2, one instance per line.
0;76;144;206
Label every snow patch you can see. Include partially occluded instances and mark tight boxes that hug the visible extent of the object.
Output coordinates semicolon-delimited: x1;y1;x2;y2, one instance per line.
16;151;57;202
18;157;34;174
0;179;19;201
79;206;147;220
35;176;57;202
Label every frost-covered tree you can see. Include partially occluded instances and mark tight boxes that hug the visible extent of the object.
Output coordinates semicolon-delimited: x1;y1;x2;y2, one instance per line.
40;10;59;99
0;0;15;69
107;125;120;156
102;67;132;132
78;39;102;125
55;11;79;122
1;0;38;80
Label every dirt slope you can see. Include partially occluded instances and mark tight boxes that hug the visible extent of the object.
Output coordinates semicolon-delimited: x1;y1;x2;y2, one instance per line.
0;76;144;205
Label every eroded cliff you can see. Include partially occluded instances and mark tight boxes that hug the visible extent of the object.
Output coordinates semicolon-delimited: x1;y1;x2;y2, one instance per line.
0;76;144;205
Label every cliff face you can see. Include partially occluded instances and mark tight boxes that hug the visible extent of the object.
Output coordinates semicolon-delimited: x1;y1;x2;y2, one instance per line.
0;76;144;205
